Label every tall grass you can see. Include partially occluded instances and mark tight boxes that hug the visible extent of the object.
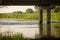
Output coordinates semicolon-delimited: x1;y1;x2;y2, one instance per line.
0;11;60;21
0;13;39;21
0;33;30;40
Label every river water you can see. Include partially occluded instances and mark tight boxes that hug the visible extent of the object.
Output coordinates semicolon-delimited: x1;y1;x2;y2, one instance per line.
0;19;39;38
0;19;60;38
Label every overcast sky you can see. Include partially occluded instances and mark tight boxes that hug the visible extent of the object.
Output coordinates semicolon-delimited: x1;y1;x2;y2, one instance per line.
0;6;35;13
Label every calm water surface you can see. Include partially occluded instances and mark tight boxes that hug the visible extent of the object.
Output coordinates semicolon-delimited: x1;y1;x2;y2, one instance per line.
0;19;59;38
0;25;39;38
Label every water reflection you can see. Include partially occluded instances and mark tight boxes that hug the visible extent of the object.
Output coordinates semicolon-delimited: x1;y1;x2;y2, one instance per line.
0;25;39;38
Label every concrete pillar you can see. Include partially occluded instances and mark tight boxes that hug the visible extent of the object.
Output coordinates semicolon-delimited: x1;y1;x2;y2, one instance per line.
39;8;43;37
38;5;53;38
47;9;51;37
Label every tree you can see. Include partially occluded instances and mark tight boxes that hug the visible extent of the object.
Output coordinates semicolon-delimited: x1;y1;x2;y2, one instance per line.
13;11;23;13
54;6;60;13
26;8;34;13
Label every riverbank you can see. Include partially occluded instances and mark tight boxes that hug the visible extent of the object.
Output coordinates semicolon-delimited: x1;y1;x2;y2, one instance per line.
0;12;60;22
0;18;38;21
0;13;39;21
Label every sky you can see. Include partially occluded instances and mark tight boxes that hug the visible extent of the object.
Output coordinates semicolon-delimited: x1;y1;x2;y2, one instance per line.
0;6;35;13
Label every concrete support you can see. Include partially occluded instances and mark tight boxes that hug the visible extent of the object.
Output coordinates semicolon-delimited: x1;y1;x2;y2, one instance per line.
47;9;51;37
39;9;43;37
38;5;53;38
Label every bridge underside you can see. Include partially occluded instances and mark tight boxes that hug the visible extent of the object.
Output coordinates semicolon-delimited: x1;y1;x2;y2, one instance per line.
1;0;60;5
1;0;60;38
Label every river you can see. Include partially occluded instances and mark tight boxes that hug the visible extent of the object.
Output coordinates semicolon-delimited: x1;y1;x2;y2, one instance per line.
0;19;60;38
0;19;39;38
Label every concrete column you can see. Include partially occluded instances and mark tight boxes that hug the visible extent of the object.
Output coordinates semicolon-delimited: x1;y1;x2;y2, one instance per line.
47;9;51;37
39;8;43;37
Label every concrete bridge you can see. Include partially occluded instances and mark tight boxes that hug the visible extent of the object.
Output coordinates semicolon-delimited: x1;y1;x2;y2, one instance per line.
0;0;60;38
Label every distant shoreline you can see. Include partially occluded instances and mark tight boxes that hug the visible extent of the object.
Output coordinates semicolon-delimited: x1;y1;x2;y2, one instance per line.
0;18;38;21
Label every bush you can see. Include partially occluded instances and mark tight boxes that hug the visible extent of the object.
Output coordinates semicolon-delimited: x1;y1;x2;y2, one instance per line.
54;6;60;13
26;8;34;13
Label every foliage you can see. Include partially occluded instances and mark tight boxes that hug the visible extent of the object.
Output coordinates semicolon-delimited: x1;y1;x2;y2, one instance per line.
0;7;60;21
54;6;60;13
0;33;30;40
13;11;23;13
0;13;39;21
26;8;34;13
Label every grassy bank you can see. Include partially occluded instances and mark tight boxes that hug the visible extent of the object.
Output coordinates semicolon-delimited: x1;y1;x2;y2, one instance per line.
0;11;60;21
0;13;39;21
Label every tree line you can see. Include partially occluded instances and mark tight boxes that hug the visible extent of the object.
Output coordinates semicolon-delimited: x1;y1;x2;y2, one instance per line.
13;6;60;14
13;8;34;14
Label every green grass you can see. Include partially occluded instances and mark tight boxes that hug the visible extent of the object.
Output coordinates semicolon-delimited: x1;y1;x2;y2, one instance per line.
0;11;60;21
0;33;30;40
0;12;39;21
